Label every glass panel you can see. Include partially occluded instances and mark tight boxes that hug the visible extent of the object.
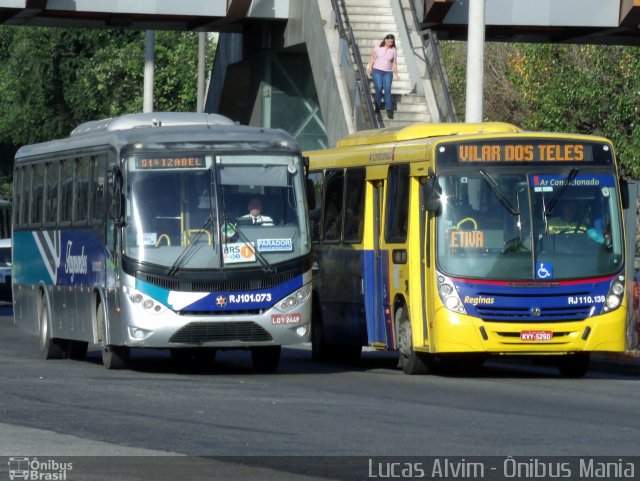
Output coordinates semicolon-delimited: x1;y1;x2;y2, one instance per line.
59;161;74;223
45;163;60;224
91;155;107;221
436;172;623;281
74;159;90;223
13;168;21;228
19;167;30;227
307;171;323;243
323;170;344;242
124;154;308;270
343;168;366;243
385;165;410;243
30;164;44;225
533;173;623;279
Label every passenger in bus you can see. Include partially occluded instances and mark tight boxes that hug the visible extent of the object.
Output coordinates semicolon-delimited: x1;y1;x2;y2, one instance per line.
547;199;587;234
237;198;274;226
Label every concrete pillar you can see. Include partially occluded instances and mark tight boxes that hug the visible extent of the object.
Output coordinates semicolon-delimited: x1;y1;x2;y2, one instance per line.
143;31;155;113
465;0;485;122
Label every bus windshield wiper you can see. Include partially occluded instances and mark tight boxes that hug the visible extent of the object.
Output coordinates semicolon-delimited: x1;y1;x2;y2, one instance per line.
544;168;578;217
167;215;213;276
225;215;274;274
478;169;519;216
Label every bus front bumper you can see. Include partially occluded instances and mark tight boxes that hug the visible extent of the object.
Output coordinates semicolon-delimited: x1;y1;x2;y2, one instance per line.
430;306;626;354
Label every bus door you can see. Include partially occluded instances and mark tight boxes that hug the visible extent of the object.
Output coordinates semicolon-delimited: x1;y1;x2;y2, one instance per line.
363;180;390;347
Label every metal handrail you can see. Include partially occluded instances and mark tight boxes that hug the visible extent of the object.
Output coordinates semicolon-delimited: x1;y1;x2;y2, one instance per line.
330;0;379;129
406;0;457;122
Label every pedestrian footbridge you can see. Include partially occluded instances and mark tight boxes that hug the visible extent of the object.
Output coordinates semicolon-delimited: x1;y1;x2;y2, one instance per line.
0;0;638;148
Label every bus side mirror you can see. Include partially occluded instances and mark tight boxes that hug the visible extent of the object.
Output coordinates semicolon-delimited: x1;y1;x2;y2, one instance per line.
424;176;441;212
110;166;125;225
620;177;629;210
306;178;316;210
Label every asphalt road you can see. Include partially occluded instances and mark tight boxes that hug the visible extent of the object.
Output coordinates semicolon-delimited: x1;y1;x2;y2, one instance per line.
0;310;639;480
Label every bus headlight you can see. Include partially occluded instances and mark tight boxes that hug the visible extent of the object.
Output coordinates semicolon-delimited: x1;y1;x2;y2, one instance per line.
606;295;621;310
276;284;310;313
436;273;467;314
131;293;143;303
124;286;167;315
602;275;624;313
143;299;155;310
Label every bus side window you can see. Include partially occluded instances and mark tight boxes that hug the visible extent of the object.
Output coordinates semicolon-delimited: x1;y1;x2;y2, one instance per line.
308;171;323;243
74;158;90;224
45;162;60;225
343;168;366;243
30;163;45;226
91;155;107;222
59;160;74;224
385;164;410;243
323;169;344;243
13;167;22;228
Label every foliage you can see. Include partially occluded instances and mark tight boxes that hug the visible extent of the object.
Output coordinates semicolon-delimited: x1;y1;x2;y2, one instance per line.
441;42;640;177
0;27;216;198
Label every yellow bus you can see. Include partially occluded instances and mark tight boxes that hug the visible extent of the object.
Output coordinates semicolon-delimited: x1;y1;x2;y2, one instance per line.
305;122;630;376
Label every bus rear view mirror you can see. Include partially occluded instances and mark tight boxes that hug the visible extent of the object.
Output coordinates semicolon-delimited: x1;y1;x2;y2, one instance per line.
424;174;441;213
110;166;125;225
619;176;629;210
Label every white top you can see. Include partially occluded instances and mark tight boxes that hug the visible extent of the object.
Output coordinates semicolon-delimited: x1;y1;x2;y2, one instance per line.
238;214;274;226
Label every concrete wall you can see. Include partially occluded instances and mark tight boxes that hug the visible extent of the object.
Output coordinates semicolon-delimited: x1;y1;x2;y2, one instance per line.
284;0;354;147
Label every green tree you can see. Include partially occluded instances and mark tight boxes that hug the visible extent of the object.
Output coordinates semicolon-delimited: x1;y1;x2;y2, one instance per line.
0;27;216;196
442;42;640;177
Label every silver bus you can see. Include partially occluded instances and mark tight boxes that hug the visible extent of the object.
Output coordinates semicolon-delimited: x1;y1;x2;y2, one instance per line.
12;112;312;371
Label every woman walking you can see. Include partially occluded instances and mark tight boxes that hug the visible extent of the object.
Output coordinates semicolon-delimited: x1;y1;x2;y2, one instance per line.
367;34;400;119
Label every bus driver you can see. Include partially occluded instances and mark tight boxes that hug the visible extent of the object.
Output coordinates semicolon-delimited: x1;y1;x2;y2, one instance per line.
238;198;274;226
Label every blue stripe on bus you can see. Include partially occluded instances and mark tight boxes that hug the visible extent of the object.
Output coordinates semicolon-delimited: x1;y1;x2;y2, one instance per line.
452;275;616;321
363;249;391;347
136;274;304;312
13;229;108;287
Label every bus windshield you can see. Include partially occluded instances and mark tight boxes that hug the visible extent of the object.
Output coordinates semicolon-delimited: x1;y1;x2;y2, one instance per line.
436;171;623;280
124;154;308;270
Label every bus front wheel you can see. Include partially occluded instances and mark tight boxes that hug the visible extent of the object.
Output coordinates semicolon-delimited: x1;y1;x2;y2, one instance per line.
97;304;129;370
39;296;66;360
395;306;431;375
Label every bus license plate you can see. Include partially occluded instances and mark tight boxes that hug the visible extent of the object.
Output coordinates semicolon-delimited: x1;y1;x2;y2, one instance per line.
271;313;301;325
520;330;553;341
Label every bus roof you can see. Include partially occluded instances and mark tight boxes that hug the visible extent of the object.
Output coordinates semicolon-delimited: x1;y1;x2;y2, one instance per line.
335;122;522;148
69;112;235;136
15;112;300;161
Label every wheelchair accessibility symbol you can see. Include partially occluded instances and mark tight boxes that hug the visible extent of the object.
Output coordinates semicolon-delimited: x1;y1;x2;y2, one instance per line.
536;262;553;280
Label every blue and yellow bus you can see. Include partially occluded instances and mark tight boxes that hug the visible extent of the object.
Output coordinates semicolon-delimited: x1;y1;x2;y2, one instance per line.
13;112;312;371
306;122;630;376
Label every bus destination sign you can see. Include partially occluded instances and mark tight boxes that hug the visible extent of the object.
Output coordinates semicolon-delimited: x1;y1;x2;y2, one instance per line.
134;156;208;170
437;139;613;166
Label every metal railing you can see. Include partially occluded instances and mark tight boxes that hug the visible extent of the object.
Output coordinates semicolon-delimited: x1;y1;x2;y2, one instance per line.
403;0;457;122
330;0;379;129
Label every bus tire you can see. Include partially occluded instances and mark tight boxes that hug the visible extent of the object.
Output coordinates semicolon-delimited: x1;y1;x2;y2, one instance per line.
557;352;590;378
39;296;66;360
68;340;89;361
251;346;281;373
395;306;431;375
97;303;129;370
311;310;330;362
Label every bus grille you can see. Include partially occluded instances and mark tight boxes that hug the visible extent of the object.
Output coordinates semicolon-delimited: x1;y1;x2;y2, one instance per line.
169;322;273;344
141;271;296;292
477;306;591;322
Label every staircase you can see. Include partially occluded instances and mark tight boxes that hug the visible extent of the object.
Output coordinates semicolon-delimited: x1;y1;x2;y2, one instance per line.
337;0;455;127
340;0;433;128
